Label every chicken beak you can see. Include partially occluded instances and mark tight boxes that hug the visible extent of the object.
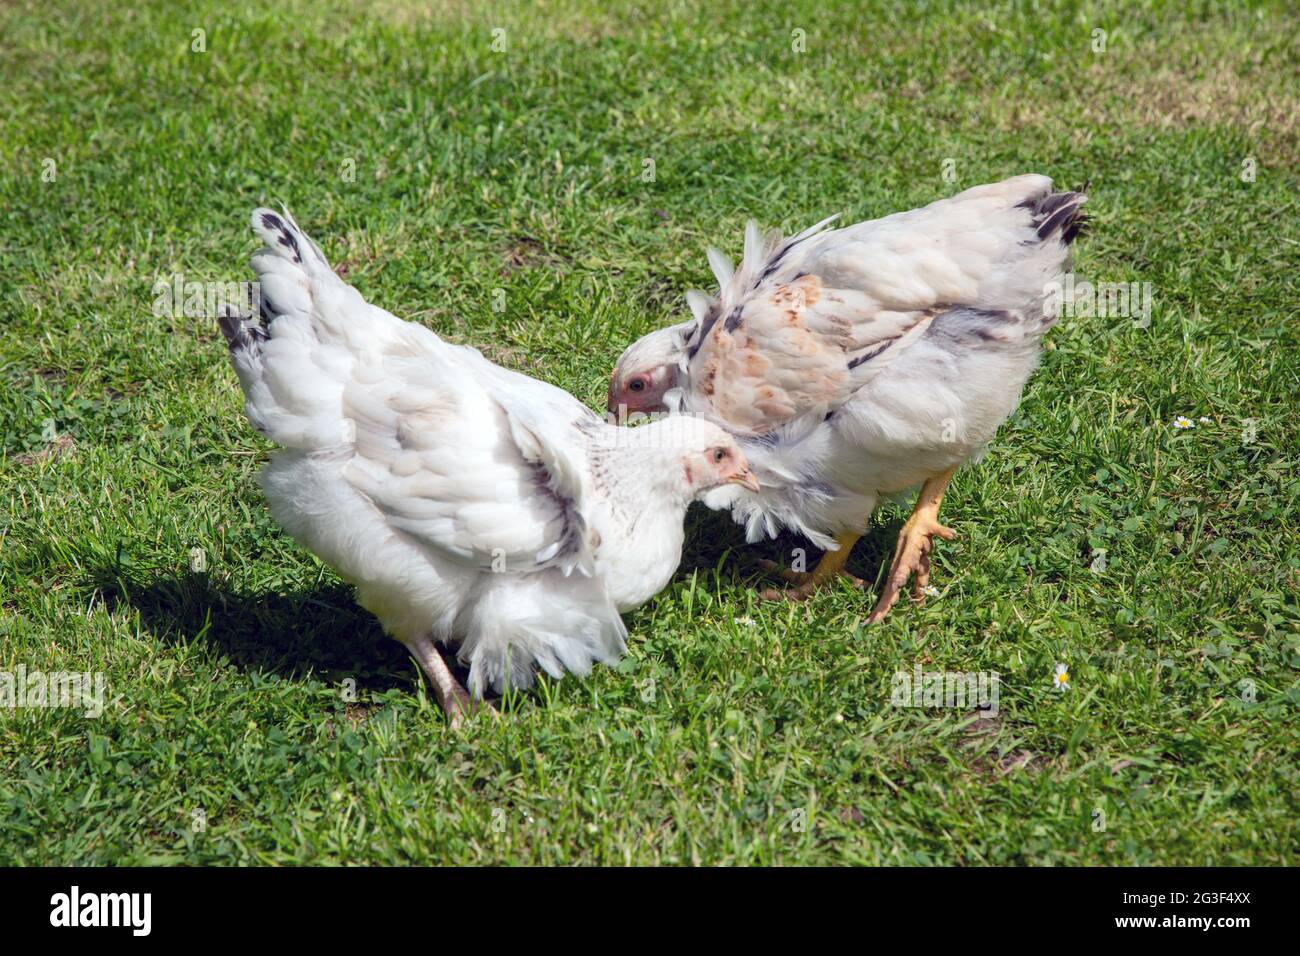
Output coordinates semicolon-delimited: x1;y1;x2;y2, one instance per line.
727;468;760;492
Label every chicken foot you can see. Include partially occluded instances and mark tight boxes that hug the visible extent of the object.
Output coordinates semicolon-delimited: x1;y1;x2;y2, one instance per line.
864;466;958;624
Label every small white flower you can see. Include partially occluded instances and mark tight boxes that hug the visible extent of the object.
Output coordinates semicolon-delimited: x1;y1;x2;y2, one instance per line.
1053;663;1070;691
1173;416;1195;430
923;585;940;598
736;616;756;627
1198;416;1212;424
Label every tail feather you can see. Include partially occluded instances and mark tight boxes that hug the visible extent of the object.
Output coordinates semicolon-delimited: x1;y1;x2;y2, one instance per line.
1018;188;1089;245
246;207;332;327
217;301;276;439
218;207;328;361
250;207;330;270
219;208;355;449
216;291;267;354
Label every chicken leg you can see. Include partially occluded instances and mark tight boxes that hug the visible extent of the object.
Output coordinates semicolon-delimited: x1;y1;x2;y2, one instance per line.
405;636;479;730
758;530;864;601
864;465;958;624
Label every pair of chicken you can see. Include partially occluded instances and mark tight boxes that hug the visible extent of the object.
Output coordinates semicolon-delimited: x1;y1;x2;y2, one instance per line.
219;175;1085;726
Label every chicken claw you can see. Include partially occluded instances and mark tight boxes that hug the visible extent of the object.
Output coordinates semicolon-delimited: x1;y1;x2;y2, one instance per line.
864;468;958;624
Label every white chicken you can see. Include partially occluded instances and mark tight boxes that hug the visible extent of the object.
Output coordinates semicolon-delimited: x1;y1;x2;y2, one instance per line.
608;175;1087;622
219;209;758;725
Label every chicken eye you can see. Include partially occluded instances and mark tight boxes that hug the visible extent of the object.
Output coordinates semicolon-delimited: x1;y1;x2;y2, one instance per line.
712;448;729;463
629;379;646;392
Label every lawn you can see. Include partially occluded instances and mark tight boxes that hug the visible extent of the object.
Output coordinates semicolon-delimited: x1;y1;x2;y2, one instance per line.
1;0;1297;865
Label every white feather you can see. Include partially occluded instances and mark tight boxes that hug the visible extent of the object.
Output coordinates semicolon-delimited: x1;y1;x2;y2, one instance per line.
706;247;733;288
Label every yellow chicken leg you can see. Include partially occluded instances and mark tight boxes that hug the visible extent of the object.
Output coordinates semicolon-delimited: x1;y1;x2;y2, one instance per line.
759;530;864;601
864;466;959;624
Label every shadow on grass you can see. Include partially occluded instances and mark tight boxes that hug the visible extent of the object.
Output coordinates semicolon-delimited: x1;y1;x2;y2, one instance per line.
679;502;902;589
90;508;906;696
93;568;416;693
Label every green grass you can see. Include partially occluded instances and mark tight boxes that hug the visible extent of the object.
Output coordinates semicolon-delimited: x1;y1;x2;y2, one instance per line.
2;0;1298;865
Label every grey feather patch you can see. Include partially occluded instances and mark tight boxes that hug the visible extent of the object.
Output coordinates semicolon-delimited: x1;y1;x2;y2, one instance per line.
847;338;897;369
524;459;589;575
686;302;721;360
217;306;267;354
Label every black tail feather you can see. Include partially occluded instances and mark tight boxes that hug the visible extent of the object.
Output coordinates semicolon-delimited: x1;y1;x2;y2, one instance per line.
1018;189;1089;245
218;294;268;355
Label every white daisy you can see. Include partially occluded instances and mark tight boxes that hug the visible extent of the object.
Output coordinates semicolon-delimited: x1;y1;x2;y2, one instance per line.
1053;663;1070;691
1173;416;1195;430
